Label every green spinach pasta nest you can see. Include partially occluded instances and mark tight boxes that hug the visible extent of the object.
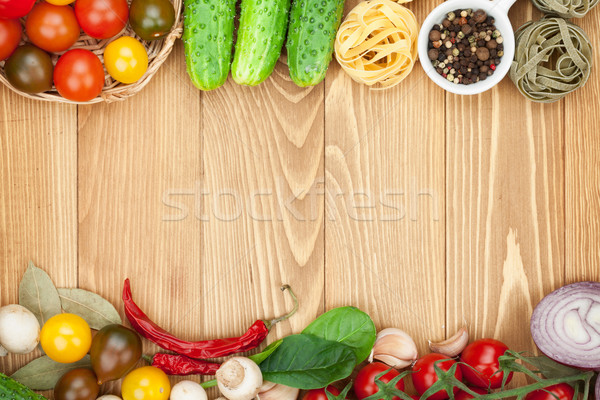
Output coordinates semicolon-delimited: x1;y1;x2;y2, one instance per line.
531;0;598;18
510;17;593;103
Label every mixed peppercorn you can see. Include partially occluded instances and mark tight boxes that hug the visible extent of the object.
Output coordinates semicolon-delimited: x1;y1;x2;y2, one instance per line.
427;9;504;85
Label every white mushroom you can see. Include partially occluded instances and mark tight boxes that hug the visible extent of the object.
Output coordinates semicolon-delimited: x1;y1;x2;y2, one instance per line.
0;345;7;357
0;304;40;354
170;381;208;400
216;357;263;400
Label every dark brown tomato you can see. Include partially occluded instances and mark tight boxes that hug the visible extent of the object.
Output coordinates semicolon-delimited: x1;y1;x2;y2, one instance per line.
4;45;53;93
129;0;175;41
54;369;100;400
90;324;143;384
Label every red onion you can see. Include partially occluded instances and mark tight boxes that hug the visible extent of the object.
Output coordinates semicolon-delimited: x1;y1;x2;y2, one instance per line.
531;282;600;370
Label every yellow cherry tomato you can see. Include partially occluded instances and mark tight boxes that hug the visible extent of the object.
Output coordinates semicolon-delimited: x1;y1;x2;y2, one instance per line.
45;0;75;4
40;313;92;363
104;37;149;84
122;367;171;400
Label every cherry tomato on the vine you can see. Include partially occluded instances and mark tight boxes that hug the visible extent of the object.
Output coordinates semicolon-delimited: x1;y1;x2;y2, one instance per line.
524;383;575;400
74;0;128;39
302;386;341;400
460;338;512;389
25;2;80;53
411;353;462;400
54;49;105;102
354;362;405;400
0;19;21;61
455;387;488;400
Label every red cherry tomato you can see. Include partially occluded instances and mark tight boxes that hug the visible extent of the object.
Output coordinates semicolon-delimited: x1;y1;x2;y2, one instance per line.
354;362;405;400
460;338;512;389
25;2;80;53
455;387;487;400
524;383;575;400
53;49;104;102
0;18;21;60
411;353;462;400
302;386;341;400
74;0;128;39
0;0;36;19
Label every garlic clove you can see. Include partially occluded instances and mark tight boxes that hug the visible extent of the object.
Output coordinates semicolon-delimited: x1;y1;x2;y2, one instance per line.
256;382;299;400
216;357;263;400
370;328;418;368
429;327;469;357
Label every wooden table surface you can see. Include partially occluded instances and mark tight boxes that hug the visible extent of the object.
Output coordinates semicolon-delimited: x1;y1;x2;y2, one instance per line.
1;0;599;397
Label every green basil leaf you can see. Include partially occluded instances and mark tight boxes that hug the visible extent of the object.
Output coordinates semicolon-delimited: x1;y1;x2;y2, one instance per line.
11;355;92;390
19;262;61;326
58;288;121;330
249;339;283;364
303;306;376;364
260;334;357;389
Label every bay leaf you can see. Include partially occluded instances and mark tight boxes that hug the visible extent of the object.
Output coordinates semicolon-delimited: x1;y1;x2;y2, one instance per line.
11;355;92;390
58;288;121;330
19;262;61;326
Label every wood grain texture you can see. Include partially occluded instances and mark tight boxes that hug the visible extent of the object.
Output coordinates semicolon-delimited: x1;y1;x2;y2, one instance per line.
77;41;203;394
565;7;600;282
445;0;565;363
199;57;325;396
1;2;600;398
325;0;446;355
0;86;77;389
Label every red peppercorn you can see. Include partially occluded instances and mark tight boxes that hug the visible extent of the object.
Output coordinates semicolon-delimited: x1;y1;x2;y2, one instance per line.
443;73;447;78
490;64;496;70
450;38;456;44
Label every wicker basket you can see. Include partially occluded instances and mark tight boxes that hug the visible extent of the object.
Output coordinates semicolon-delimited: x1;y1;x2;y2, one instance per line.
0;0;183;104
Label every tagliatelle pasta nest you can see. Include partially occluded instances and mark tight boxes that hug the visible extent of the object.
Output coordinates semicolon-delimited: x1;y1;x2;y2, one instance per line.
509;17;593;103
334;0;419;89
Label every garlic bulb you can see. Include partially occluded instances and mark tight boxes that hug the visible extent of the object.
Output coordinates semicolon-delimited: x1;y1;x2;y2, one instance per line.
429;327;469;357
256;382;299;400
216;357;263;400
369;328;418;368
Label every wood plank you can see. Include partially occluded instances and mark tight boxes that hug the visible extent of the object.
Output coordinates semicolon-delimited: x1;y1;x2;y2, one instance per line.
445;1;565;370
0;88;77;385
200;58;325;396
77;41;203;394
565;8;600;282
325;0;446;355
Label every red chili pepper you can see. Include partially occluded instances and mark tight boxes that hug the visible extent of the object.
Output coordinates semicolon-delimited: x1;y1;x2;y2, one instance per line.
122;279;298;359
490;64;496;70
151;353;220;376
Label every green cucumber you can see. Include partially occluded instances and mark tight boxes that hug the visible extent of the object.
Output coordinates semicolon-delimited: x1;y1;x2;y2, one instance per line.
1;373;47;400
286;0;345;86
232;0;291;86
183;0;236;91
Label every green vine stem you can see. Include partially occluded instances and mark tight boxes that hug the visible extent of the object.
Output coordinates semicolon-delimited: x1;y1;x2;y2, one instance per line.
200;379;218;389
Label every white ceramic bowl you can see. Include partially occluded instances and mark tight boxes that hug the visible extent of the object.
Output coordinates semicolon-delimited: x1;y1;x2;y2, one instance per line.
418;0;517;95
